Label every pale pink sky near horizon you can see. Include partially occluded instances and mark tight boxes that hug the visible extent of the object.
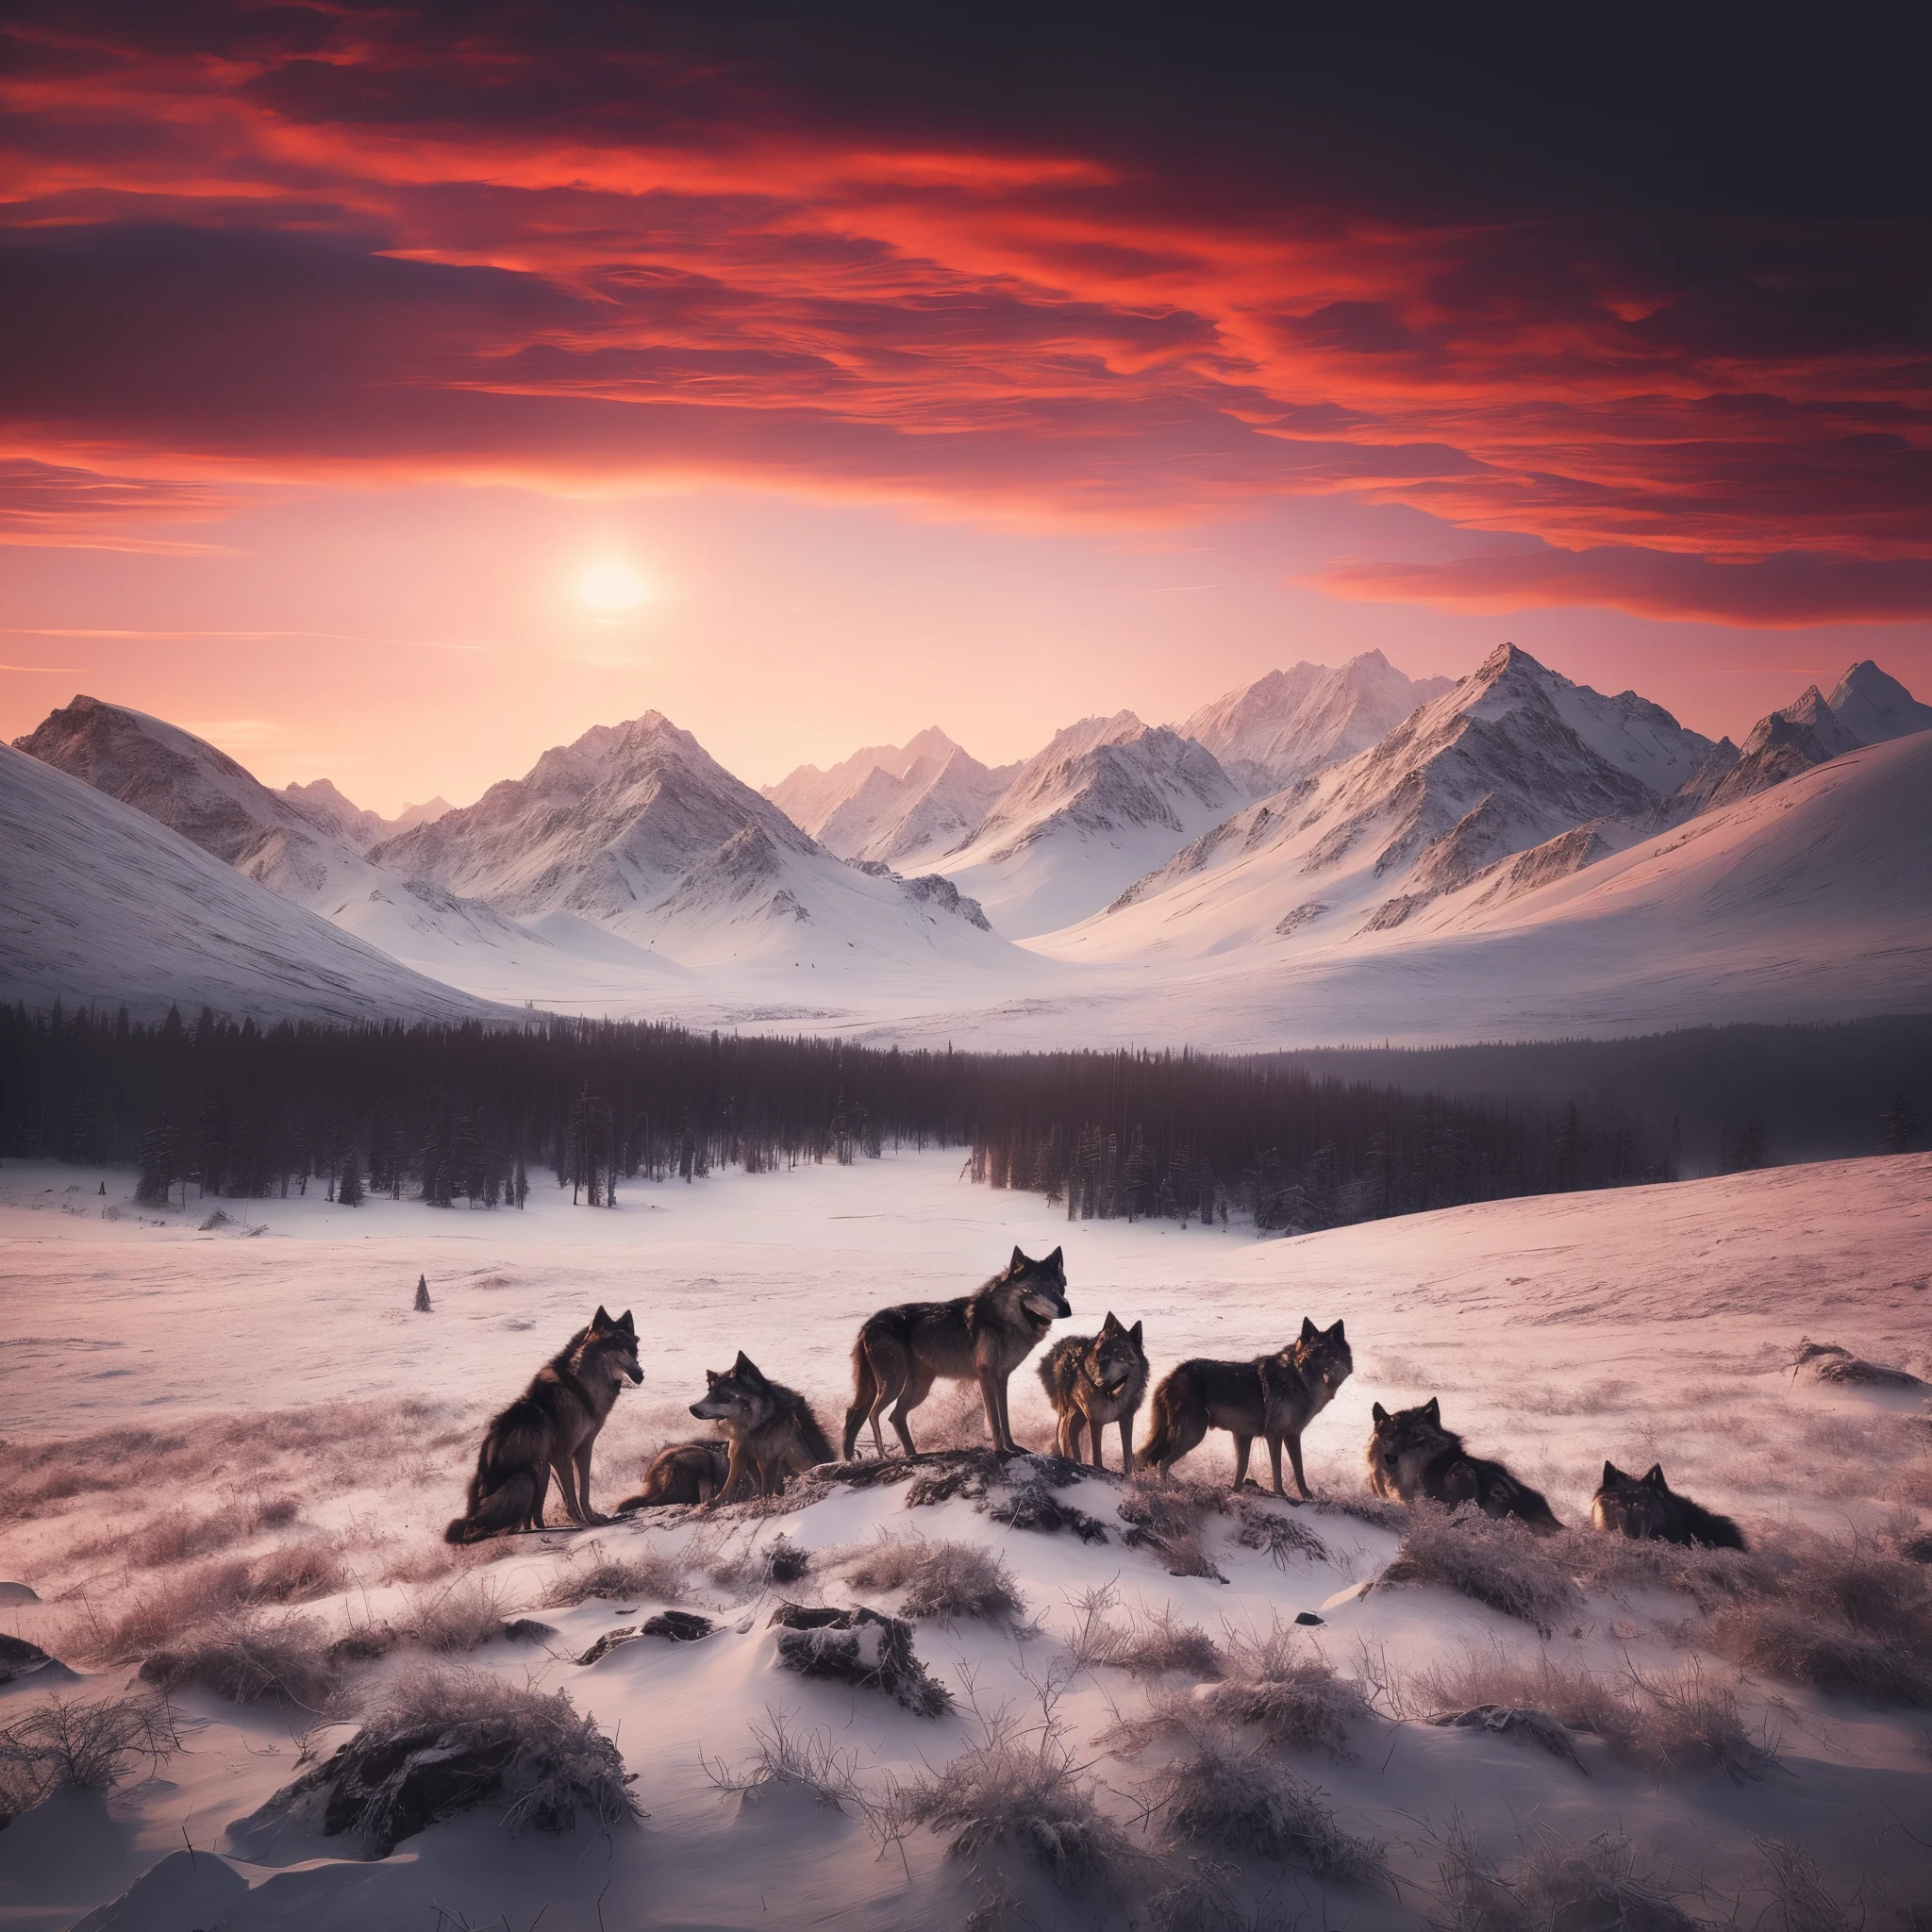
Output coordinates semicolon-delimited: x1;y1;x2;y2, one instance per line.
2;478;1926;816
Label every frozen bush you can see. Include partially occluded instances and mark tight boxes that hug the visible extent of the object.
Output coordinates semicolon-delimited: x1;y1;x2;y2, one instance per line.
1705;1601;1932;1707
704;1707;864;1813
841;1535;1024;1623
139;1613;348;1712
1426;1819;1698;1932
0;1693;177;1822
1066;1587;1224;1680
1379;1508;1581;1636
553;1544;690;1607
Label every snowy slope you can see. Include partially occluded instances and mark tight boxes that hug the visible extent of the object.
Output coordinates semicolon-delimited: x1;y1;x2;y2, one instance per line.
3;1151;1928;1928
0;743;513;1025
11;696;609;998
1069;643;1713;961
1180;651;1453;797
934;712;1241;938
1707;659;1932;811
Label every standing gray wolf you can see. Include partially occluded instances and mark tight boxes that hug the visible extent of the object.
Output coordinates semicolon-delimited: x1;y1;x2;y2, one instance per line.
691;1353;835;1500
616;1440;731;1510
1139;1318;1352;1497
843;1246;1071;1457
1366;1397;1561;1533
1591;1461;1746;1549
1038;1312;1149;1471
445;1307;641;1543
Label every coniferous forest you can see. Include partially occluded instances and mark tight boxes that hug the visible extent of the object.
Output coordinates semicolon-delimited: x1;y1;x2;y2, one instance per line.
0;1004;1924;1235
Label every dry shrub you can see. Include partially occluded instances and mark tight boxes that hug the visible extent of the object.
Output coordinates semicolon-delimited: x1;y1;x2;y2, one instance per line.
1379;1509;1580;1636
899;1711;1136;1890
1203;1618;1372;1755
125;1504;255;1567
1139;1719;1385;1886
704;1707;864;1812
408;1575;511;1654
552;1543;690;1607
1119;1483;1231;1581
1234;1498;1329;1568
0;1693;177;1822
258;1664;639;1857
1562;1527;1776;1609
1143;1856;1297;1932
95;1536;349;1661
1066;1585;1224;1680
247;1539;348;1604
138;1613;347;1712
1705;1602;1932;1707
841;1535;1024;1623
1748;1837;1863;1932
1426;1819;1698;1932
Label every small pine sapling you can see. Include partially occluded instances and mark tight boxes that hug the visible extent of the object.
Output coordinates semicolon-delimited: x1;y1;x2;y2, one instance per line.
414;1274;433;1313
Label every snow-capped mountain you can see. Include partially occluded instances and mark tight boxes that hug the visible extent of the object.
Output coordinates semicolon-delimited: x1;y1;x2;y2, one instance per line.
762;726;962;839
821;745;1015;870
932;712;1241;938
371;712;1015;976
0;742;509;1026
280;779;452;852
1057;643;1714;961
1707;660;1932;811
1179;650;1454;797
11;697;558;982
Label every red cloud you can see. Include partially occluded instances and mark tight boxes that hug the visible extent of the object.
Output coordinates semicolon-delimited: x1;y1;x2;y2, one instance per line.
0;5;1926;622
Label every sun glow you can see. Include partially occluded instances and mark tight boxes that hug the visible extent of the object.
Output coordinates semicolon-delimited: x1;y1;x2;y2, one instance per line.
575;558;652;612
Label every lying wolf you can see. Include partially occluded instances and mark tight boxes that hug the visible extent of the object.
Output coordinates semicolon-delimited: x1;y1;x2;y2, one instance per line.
843;1245;1070;1457
691;1353;834;1500
1366;1397;1561;1533
1038;1312;1149;1472
1591;1460;1746;1549
616;1440;731;1510
445;1307;641;1542
1140;1318;1352;1497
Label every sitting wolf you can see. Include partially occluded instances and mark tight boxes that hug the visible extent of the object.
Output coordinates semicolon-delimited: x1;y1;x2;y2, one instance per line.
1140;1318;1352;1497
1591;1460;1746;1549
616;1440;732;1510
1366;1397;1561;1533
691;1353;835;1501
843;1245;1071;1457
1038;1312;1149;1472
445;1307;641;1542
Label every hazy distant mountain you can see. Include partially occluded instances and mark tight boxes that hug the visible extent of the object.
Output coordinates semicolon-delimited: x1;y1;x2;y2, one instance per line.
934;712;1241;938
764;727;963;839
12;696;573;980
1180;650;1454;797
1708;660;1932;812
283;779;455;852
371;711;1013;974
1065;642;1714;959
825;746;1017;870
0;742;508;1026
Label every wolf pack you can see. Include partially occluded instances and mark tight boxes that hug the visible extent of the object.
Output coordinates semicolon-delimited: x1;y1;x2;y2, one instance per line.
444;1244;1746;1554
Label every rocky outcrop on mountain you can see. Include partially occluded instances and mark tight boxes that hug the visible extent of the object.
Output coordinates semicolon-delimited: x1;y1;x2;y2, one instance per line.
1180;651;1454;797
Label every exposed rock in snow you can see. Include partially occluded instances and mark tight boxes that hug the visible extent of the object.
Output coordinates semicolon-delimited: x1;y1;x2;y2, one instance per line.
1180;650;1454;797
934;711;1242;937
0;743;511;1025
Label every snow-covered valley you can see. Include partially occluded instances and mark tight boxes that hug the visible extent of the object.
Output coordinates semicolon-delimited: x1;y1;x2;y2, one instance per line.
2;1150;1929;1929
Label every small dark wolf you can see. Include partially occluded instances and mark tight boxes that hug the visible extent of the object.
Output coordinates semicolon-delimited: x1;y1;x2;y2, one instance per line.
1140;1318;1352;1497
1367;1397;1561;1533
1591;1460;1746;1549
1038;1312;1149;1471
691;1352;835;1501
445;1307;641;1543
843;1245;1071;1457
616;1440;731;1511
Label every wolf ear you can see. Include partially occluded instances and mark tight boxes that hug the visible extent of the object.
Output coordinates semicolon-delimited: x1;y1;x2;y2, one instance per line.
1101;1310;1123;1335
705;1369;721;1388
1423;1397;1441;1424
1046;1245;1063;1270
1009;1245;1027;1274
1602;1460;1622;1485
1128;1320;1143;1347
1372;1402;1391;1424
1300;1316;1318;1342
1328;1319;1345;1341
733;1351;762;1382
618;1310;636;1335
591;1305;612;1329
1642;1463;1668;1488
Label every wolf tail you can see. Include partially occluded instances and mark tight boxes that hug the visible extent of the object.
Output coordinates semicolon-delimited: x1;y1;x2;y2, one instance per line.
842;1333;878;1459
1513;1482;1564;1536
443;1466;541;1545
1138;1374;1177;1470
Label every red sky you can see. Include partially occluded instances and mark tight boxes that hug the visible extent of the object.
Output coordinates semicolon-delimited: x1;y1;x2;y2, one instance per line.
2;4;1926;810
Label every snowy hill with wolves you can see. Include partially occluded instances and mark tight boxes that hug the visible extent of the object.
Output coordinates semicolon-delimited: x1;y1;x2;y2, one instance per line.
0;743;512;1026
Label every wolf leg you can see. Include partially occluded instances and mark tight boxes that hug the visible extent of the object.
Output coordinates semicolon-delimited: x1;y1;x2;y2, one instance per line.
1284;1432;1311;1500
1117;1416;1134;1477
890;1363;935;1456
714;1439;758;1505
526;1461;552;1530
974;1366;1010;1451
575;1440;608;1524
1054;1407;1078;1458
552;1451;591;1524
843;1343;882;1458
1231;1434;1255;1491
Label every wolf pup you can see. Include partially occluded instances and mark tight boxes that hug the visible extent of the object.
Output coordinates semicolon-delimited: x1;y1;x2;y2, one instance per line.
445;1307;641;1543
1591;1461;1746;1549
690;1352;835;1501
616;1440;732;1511
1140;1318;1352;1497
844;1245;1070;1457
1038;1312;1149;1472
1366;1397;1561;1533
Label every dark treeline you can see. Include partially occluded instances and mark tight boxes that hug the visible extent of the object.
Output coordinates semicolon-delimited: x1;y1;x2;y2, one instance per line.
1;1004;1921;1235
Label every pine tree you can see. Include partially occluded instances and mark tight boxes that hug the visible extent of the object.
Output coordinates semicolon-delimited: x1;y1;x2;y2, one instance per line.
414;1273;432;1312
513;1158;528;1209
1881;1094;1917;1156
338;1157;364;1207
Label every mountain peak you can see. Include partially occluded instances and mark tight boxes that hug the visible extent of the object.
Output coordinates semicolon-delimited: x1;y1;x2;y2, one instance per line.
1827;659;1932;745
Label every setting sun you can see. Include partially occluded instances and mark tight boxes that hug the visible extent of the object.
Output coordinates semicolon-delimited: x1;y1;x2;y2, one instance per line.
575;557;651;612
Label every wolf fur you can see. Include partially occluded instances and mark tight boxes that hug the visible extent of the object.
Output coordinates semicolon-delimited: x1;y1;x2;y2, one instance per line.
616;1440;732;1511
1591;1460;1746;1549
445;1307;641;1543
1366;1397;1562;1533
690;1352;835;1500
1139;1318;1352;1497
1037;1311;1149;1472
843;1245;1071;1457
